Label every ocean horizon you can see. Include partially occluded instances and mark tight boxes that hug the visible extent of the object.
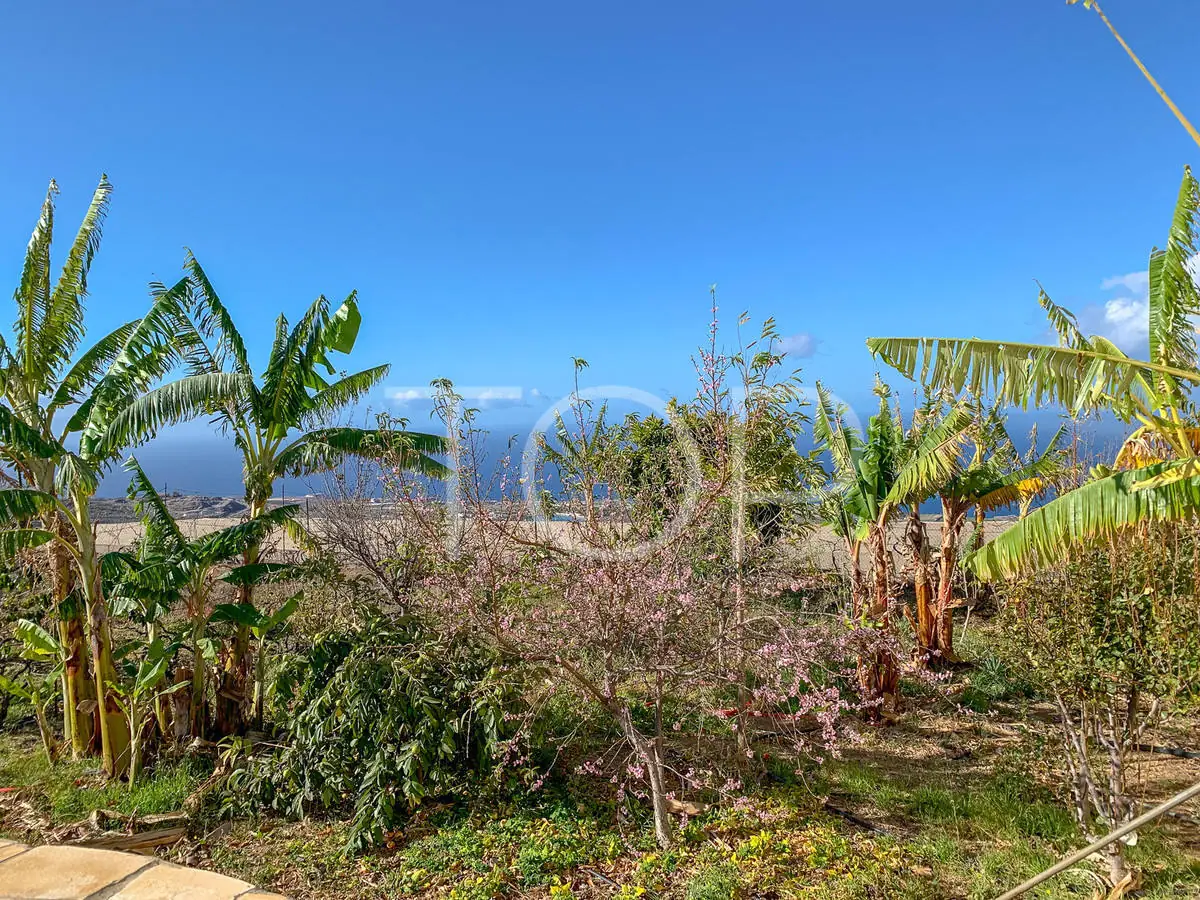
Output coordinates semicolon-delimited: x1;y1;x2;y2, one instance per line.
96;409;1133;500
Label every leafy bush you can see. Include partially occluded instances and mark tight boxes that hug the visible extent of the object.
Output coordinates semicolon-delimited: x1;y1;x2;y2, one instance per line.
999;526;1200;883
230;609;518;850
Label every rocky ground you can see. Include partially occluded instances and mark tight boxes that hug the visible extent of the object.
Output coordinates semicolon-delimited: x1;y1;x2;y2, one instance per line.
88;495;250;525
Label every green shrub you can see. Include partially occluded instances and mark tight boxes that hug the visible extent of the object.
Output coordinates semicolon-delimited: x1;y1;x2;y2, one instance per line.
230;609;519;850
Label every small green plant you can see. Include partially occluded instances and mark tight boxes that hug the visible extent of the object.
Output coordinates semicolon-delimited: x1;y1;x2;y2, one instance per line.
0;671;59;765
110;641;189;784
959;654;1034;712
685;862;741;900
0;619;68;764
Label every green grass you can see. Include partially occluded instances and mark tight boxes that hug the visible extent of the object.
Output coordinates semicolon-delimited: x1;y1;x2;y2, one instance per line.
3;727;1197;899
684;862;741;900
0;732;209;831
818;759;1198;899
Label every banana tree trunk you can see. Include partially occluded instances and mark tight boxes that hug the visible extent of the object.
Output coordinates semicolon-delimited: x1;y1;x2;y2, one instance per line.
33;696;60;766
861;524;900;722
907;509;936;661
147;621;170;738
190;615;207;739
931;500;968;667
252;637;267;730
216;624;251;736
127;703;144;785
48;512;94;757
868;523;890;617
77;521;130;778
216;528;261;737
848;539;865;618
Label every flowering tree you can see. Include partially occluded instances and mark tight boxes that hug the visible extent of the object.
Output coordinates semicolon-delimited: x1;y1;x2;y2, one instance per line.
380;316;862;847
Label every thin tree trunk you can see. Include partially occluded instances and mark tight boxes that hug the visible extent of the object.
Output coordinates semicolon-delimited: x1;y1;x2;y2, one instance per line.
34;700;59;766
861;525;900;722
926;500;967;668
616;705;674;847
190;615;207;739
127;705;144;785
147;621;169;738
253;638;266;729
217;499;263;736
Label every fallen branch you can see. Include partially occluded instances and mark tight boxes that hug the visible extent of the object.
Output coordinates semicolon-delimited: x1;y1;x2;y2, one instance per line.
73;825;188;852
88;809;189;831
822;801;889;834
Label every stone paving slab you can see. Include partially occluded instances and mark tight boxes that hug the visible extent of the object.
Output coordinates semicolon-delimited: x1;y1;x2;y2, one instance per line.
0;841;287;900
108;862;254;899
0;842;29;864
0;844;154;899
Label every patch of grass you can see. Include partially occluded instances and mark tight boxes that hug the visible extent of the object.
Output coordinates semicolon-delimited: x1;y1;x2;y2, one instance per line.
0;732;209;827
57;757;206;821
823;759;909;809
684;861;741;900
904;775;1076;842
966;843;1063;899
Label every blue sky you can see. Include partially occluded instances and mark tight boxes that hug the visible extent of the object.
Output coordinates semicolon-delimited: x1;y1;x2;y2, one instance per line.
2;0;1198;491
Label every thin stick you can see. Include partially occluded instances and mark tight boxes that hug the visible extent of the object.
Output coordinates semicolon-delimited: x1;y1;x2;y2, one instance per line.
993;779;1200;900
1075;1;1200;148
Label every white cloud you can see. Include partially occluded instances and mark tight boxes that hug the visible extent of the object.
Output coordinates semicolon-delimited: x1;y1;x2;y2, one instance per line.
778;332;819;358
1084;258;1200;353
386;387;427;406
1096;295;1150;350
1070;269;1151;354
386;385;532;410
1100;271;1150;295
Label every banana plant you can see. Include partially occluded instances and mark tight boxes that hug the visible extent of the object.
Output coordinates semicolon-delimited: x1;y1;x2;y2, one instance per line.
0;619;67;764
813;381;973;714
100;254;446;734
109;640;189;784
0;280;243;776
918;407;1069;665
209;591;300;730
0;176;122;756
867;166;1200;580
106;458;301;740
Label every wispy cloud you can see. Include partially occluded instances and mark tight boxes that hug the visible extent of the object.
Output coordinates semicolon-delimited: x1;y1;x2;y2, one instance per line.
385;385;536;411
778;332;819;358
1099;271;1150;296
